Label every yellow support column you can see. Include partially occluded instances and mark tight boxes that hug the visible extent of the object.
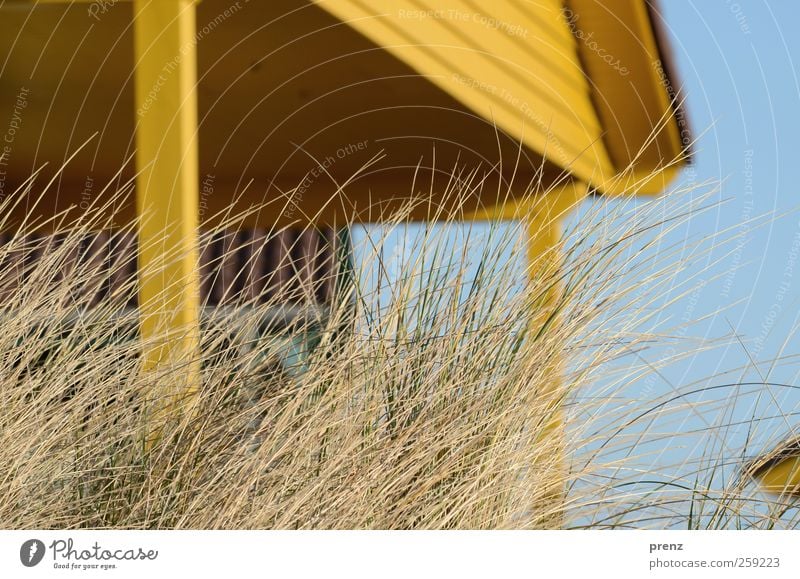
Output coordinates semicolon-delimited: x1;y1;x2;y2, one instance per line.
133;0;201;445
469;183;586;525
525;184;585;526
753;457;800;495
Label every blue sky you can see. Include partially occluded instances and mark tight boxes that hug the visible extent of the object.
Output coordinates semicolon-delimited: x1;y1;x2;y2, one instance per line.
631;0;800;451
561;0;800;515
655;0;800;378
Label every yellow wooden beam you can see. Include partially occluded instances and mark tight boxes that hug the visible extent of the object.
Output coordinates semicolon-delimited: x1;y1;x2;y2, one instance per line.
14;0;130;2
525;183;585;524
133;0;201;446
467;183;585;523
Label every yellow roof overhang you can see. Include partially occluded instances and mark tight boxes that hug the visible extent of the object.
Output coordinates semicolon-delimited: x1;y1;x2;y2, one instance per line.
566;0;691;195
314;0;690;197
0;0;689;228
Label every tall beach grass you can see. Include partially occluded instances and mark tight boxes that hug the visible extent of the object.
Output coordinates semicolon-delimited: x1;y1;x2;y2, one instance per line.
0;159;794;529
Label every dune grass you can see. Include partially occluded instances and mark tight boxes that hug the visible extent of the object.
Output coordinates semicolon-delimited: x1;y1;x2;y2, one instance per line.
0;159;795;529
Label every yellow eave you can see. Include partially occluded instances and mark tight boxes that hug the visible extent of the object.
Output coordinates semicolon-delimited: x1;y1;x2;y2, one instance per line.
567;0;690;195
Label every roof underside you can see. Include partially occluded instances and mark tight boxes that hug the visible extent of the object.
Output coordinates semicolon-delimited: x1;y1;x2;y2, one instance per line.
0;0;688;228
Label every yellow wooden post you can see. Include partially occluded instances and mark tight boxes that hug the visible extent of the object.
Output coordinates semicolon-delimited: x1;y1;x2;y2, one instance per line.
468;183;585;522
133;0;201;444
525;184;585;523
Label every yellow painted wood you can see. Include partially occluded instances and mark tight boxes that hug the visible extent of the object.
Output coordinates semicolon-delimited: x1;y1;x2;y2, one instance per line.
133;0;201;445
396;0;599;112
468;183;585;522
525;183;585;524
5;0;688;212
0;0;562;223
312;0;616;187
602;166;682;197
21;0;126;2
754;457;800;495
524;187;585;398
567;0;688;195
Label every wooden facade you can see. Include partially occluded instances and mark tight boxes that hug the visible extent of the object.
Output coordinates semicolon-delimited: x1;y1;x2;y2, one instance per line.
0;227;346;307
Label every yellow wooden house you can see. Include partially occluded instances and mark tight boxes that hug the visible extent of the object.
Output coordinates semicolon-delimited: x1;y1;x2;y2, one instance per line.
0;0;690;437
